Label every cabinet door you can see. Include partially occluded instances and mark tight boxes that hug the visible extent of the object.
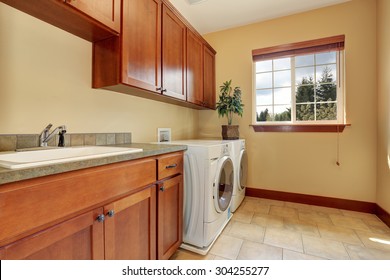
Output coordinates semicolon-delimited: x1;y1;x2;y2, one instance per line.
65;0;120;32
121;0;162;92
203;45;216;109
0;208;104;260
157;175;183;260
161;4;186;100
187;29;204;106
104;186;157;260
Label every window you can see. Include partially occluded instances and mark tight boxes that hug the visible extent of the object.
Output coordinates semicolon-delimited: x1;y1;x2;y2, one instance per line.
252;35;345;129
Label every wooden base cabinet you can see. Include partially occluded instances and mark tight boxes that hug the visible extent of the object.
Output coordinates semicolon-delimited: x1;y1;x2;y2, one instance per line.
104;186;157;260
0;152;183;260
0;208;104;260
157;175;183;260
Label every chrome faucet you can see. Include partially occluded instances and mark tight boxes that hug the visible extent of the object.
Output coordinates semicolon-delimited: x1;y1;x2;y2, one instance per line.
39;123;67;147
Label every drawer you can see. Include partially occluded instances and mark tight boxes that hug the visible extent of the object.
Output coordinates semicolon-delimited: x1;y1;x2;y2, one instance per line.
157;152;183;180
0;158;156;246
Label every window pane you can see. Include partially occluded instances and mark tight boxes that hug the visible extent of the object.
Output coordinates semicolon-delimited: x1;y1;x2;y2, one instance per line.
296;84;314;103
256;89;272;105
295;54;314;67
274;70;291;87
256;60;272;73
274;106;291;121
296;103;314;121
316;64;336;84
256;72;272;89
296;67;314;85
256;106;272;122
316;103;337;120
274;88;291;105
316;52;336;65
316;83;337;102
274;57;291;70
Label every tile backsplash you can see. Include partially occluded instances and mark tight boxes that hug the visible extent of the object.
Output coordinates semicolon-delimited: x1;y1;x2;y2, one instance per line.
0;133;132;152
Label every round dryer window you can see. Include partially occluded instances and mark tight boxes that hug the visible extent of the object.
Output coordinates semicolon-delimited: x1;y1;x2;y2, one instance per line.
239;150;248;190
214;157;234;212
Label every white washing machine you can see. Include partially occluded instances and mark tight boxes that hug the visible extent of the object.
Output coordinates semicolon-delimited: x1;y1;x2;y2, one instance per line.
230;139;248;212
166;140;234;255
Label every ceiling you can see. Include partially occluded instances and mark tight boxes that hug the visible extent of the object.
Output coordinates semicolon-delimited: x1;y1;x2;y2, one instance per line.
169;0;351;34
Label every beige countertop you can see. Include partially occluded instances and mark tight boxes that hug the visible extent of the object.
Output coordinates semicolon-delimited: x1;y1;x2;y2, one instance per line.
0;143;187;185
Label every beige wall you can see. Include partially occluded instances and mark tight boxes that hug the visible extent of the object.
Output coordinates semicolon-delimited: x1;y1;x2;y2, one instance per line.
0;3;198;142
377;0;390;213
202;0;378;202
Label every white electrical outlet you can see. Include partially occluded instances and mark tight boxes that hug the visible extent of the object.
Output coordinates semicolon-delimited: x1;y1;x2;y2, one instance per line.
157;128;171;142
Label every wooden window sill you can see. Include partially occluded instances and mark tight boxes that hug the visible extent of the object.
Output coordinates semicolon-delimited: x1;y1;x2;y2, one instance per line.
250;124;351;133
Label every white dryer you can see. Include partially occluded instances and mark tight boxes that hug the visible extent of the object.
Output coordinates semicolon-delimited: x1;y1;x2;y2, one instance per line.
230;139;248;212
166;140;234;255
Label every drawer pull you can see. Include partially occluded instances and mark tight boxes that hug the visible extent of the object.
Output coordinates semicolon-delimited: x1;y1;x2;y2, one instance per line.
166;163;177;169
96;214;105;223
106;210;115;218
160;186;165;192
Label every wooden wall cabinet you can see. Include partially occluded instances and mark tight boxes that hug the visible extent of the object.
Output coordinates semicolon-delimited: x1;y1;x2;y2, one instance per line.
0;152;184;260
93;0;216;110
1;0;120;42
186;29;217;109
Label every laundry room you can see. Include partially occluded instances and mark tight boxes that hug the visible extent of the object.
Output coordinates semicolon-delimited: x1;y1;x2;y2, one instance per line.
0;0;390;268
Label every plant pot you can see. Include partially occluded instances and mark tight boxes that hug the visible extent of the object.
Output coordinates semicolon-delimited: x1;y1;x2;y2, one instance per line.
221;125;239;140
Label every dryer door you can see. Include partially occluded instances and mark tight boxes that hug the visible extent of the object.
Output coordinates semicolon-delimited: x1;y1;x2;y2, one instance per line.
239;150;248;191
214;156;234;213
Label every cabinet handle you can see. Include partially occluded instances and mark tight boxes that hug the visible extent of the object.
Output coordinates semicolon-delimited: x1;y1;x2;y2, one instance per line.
156;87;162;91
161;89;167;93
106;210;115;218
166;163;177;169
160;186;165;192
96;214;105;223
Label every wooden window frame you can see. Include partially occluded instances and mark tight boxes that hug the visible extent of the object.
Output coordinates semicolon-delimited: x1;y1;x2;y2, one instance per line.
252;35;349;133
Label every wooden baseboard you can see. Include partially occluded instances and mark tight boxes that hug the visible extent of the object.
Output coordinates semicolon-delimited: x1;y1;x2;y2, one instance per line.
246;187;377;213
246;187;390;228
375;204;390;228
246;187;390;229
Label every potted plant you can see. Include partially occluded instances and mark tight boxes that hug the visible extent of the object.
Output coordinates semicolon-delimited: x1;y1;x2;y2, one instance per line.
216;80;244;140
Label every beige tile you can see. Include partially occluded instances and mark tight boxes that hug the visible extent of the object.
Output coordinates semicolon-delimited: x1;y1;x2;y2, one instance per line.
310;205;342;215
264;227;303;253
302;235;350;260
355;230;390;252
227;221;265;243
243;196;260;202
84;134;96;145
345;244;390;260
258;198;285;207
283;217;320;237
241;201;270;214
317;223;363;245
0;135;17;151
318;224;362;245
237;241;282;260
210;235;243;260
284;201;313;211
96;134;107;145
232;209;254;224
329;214;371;231
169;249;215;260
269;205;299;219
70;134;84;146
298;210;333;226
282;249;326;260
251;213;284;228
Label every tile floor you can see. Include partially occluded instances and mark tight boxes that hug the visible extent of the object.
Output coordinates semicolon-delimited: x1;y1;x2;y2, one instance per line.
170;197;390;260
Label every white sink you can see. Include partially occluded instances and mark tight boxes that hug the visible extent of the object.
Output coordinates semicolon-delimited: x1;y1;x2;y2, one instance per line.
0;146;143;169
